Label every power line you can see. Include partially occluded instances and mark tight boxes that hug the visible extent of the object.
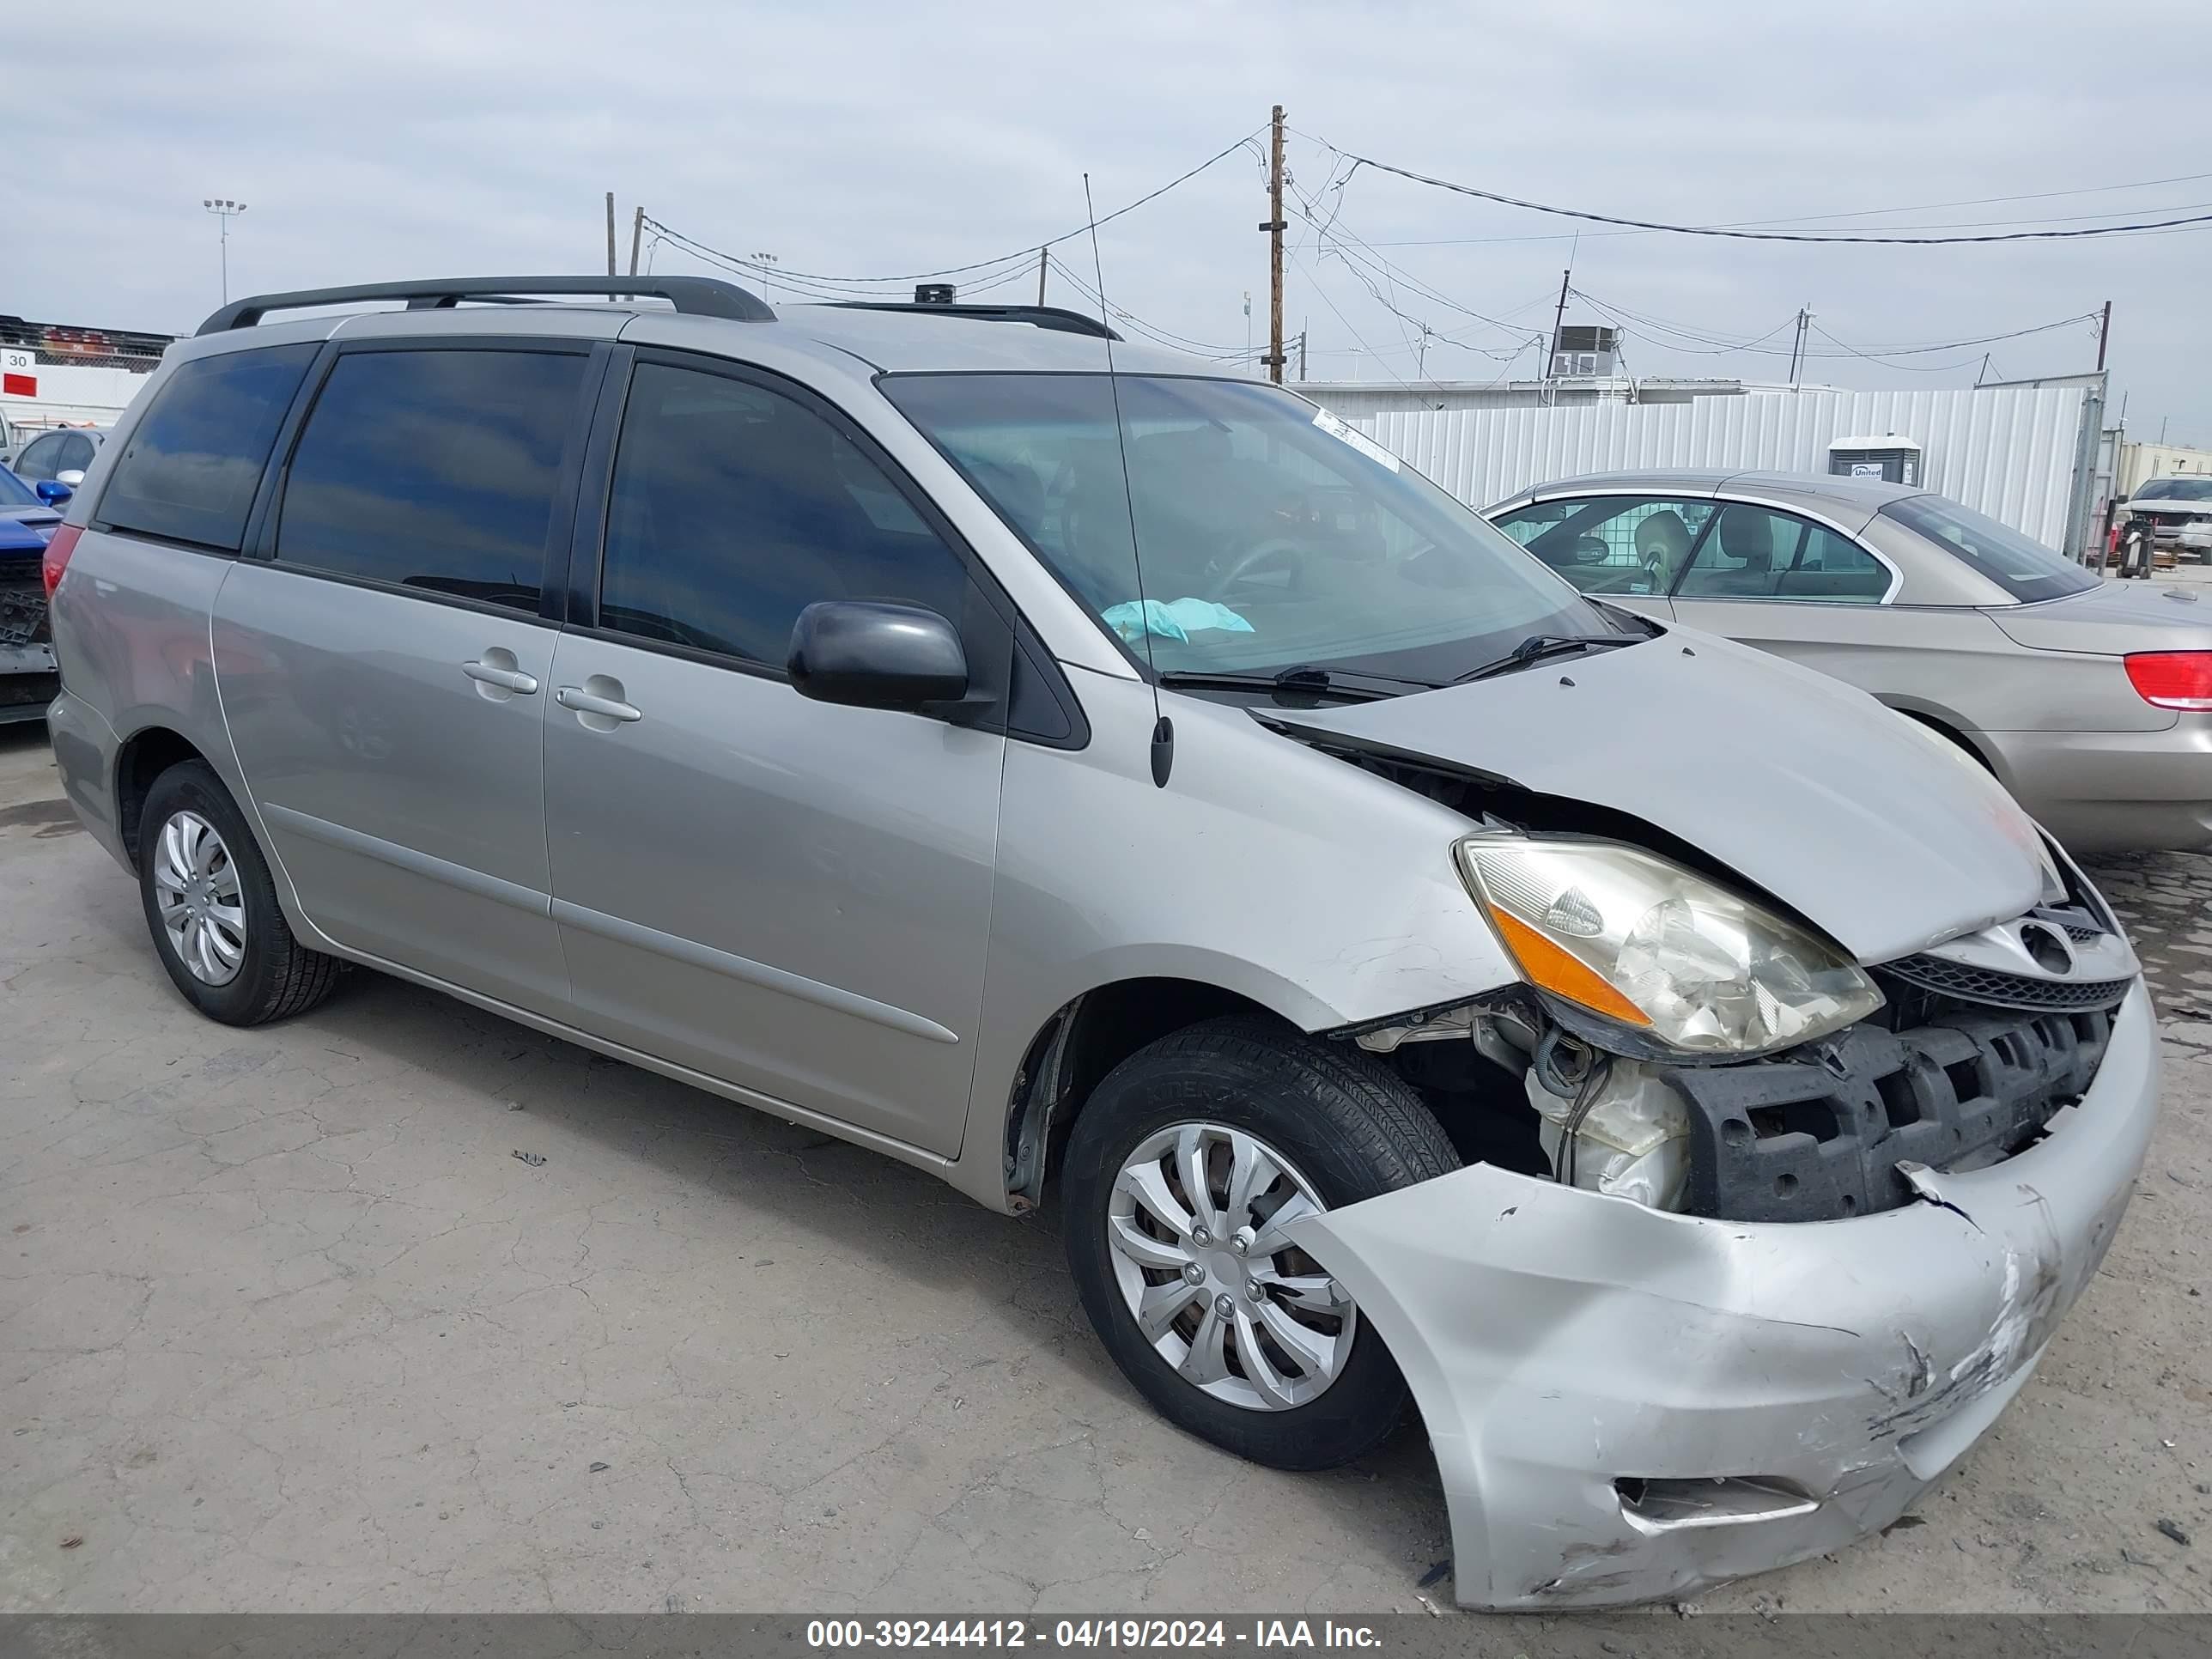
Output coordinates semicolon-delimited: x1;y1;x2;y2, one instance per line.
1802;319;2060;374
1297;141;2212;245
1290;246;1443;402
1042;254;1254;359
639;126;1268;291
647;221;1036;298
1328;173;2212;247
1570;287;2100;365
1566;291;2102;380
1284;166;1553;342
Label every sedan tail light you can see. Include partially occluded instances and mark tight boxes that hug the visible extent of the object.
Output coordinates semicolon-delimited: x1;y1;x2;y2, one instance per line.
40;523;82;599
2125;651;2212;711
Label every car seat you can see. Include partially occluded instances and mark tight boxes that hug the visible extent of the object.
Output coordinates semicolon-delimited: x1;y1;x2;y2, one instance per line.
1632;509;1693;584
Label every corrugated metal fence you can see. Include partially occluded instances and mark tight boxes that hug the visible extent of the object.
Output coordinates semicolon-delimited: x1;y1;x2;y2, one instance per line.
1301;385;2094;550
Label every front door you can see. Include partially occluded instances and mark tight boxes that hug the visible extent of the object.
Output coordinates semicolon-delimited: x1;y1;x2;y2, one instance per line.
1488;493;1719;623
542;353;1011;1156
215;341;599;1017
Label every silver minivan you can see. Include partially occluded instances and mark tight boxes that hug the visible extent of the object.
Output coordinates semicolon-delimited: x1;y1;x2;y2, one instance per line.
44;276;2159;1609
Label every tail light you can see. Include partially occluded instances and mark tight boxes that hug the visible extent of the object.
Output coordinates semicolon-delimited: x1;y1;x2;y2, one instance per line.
2125;651;2212;711
40;523;82;599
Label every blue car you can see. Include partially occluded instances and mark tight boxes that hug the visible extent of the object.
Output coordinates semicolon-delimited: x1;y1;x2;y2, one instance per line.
0;466;66;724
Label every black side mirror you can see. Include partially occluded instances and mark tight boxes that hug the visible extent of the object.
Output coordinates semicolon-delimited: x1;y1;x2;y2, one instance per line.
788;600;969;713
34;479;73;507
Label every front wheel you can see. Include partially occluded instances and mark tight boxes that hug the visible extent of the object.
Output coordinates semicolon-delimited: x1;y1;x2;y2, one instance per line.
1061;1016;1459;1470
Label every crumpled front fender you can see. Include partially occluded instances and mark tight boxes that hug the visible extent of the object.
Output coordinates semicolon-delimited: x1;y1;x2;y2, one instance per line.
1285;984;2160;1608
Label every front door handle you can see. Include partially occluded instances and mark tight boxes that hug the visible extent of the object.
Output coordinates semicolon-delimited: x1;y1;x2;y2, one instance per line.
464;659;540;695
556;684;642;724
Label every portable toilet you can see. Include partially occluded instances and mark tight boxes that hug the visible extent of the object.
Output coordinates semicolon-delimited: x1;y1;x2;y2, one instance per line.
1827;435;1922;486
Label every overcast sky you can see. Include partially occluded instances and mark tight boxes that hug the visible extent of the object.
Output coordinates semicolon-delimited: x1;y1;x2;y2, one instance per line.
28;1;2212;443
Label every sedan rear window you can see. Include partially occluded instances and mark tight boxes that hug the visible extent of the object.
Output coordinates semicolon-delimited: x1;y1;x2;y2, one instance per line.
1878;495;2097;604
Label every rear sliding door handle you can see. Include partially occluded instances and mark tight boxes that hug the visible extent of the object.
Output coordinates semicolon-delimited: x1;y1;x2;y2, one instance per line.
556;684;642;723
463;658;539;695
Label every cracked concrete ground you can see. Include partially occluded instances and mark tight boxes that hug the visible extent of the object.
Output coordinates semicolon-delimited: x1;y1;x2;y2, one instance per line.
1;720;2208;1618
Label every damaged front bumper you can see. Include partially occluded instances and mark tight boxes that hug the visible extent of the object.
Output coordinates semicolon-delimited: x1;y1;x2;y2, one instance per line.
1286;981;2160;1609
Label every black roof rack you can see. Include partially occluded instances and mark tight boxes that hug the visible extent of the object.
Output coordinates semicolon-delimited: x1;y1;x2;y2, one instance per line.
823;301;1121;341
196;276;775;336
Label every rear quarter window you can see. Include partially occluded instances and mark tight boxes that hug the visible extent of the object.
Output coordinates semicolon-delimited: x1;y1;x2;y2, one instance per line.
98;343;319;550
1878;495;2096;603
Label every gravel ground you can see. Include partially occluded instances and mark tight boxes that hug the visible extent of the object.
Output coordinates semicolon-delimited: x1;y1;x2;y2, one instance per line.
0;713;2206;1618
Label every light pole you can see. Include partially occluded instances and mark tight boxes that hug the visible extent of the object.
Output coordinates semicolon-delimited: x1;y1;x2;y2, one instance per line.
750;252;780;299
203;198;246;303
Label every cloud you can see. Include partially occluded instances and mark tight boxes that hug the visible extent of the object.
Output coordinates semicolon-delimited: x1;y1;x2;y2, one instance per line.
22;0;2212;440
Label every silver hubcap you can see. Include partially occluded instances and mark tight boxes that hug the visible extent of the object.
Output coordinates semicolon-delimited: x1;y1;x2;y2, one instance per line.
152;811;246;987
1107;1122;1357;1412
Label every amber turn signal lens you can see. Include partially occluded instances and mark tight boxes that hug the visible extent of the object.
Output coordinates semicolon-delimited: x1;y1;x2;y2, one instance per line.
1487;906;1651;1027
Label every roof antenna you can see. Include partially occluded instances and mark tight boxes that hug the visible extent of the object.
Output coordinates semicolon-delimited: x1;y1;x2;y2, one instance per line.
1085;172;1173;788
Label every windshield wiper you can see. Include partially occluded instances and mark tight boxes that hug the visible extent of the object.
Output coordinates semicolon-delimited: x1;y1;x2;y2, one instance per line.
1449;633;1638;685
1157;664;1425;702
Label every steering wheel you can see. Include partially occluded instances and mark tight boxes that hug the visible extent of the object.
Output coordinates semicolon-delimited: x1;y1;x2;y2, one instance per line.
1206;537;1307;602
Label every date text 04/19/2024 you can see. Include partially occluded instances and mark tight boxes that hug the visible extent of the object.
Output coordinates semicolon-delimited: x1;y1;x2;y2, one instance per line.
805;1620;1385;1650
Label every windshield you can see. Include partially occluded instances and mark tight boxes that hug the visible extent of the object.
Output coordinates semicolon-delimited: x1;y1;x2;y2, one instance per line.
880;373;1612;683
2135;477;2212;502
0;468;39;507
1879;494;2098;604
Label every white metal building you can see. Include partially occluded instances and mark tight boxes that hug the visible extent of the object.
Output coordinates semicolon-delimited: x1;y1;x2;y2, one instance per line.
1;318;174;455
1300;379;2107;553
2120;440;2212;494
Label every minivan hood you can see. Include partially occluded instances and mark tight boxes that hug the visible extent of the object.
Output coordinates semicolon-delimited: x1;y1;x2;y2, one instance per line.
1259;630;2046;964
1986;580;2212;655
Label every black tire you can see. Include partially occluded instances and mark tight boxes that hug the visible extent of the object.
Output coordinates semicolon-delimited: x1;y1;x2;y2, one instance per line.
1061;1014;1459;1470
137;760;343;1026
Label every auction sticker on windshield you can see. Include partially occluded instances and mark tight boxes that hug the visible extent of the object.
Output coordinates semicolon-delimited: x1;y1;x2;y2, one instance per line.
1311;408;1400;472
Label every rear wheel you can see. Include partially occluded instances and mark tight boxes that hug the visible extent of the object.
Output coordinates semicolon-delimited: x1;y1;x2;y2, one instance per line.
1061;1016;1459;1470
137;761;343;1025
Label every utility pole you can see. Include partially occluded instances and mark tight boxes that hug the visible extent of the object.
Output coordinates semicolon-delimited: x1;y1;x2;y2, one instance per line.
1261;104;1287;384
1787;307;1812;388
1036;248;1048;306
203;198;246;305
2096;299;2112;373
605;192;617;299
628;207;644;280
1297;329;1307;381
1544;267;1571;404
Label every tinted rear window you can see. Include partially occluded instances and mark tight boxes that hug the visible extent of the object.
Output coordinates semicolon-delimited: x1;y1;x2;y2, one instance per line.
1878;495;2097;604
99;343;318;550
275;348;587;613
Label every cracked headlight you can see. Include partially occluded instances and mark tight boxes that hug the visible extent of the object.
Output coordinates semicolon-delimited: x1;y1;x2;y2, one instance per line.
1455;835;1882;1056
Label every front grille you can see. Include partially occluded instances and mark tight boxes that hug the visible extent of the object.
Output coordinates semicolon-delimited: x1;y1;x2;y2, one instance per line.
0;575;46;648
1878;953;2130;1012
